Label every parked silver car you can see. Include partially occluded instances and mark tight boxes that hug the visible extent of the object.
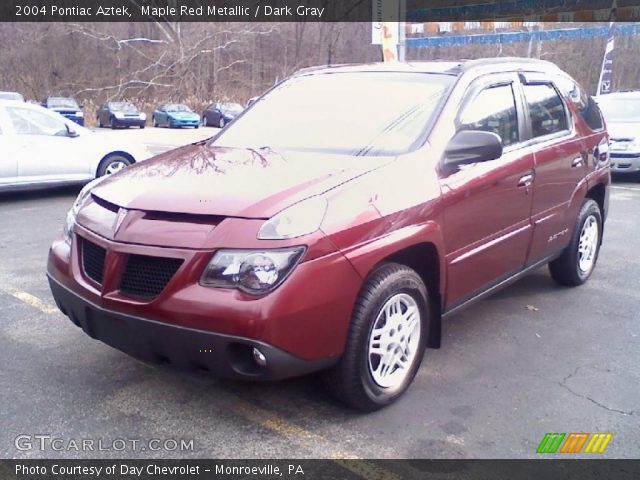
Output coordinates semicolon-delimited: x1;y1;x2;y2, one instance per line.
596;91;640;179
0;100;151;192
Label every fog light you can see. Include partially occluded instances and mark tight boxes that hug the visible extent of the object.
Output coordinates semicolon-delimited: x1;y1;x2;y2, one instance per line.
252;348;267;367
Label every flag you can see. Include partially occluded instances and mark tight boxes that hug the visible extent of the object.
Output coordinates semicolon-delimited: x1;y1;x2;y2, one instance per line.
596;11;617;96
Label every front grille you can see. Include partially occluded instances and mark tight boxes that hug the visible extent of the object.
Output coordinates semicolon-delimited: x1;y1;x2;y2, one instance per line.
81;238;106;284
119;254;183;299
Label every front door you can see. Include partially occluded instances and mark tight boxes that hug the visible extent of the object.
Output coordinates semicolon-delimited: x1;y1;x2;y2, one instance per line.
5;104;90;184
440;74;535;308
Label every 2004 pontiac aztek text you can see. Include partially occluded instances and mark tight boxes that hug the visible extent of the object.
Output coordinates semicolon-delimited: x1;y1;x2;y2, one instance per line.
47;58;610;411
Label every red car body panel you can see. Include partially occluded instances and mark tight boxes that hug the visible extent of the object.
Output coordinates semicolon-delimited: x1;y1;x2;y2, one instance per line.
47;59;611;381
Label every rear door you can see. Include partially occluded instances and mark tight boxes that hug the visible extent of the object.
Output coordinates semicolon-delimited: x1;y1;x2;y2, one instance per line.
518;74;588;263
440;73;536;308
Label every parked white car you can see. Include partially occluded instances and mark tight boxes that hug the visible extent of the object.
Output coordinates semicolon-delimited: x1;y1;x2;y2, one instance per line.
0;100;152;192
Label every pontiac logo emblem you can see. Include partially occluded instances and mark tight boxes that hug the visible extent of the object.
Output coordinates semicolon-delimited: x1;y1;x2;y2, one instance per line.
113;208;127;236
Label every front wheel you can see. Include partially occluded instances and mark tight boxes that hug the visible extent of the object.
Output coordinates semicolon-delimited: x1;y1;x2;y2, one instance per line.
549;199;602;286
110;117;117;129
218;117;225;128
323;263;428;411
97;154;132;177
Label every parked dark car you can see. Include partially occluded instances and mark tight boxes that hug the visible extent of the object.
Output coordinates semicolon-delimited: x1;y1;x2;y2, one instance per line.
0;91;25;102
42;96;84;126
48;58;610;411
152;103;200;128
201;102;243;128
96;102;146;129
596;91;640;180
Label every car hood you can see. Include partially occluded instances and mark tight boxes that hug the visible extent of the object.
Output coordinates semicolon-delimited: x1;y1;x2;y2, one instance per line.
90;143;392;218
606;122;639;141
168;111;198;119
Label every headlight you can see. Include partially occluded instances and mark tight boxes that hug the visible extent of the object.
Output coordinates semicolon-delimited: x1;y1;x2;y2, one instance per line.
140;112;147;120
258;196;327;240
114;112;125;119
63;178;103;244
200;247;305;294
76;111;84;117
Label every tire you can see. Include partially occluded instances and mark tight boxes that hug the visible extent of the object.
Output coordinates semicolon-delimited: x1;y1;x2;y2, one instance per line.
549;199;602;286
140;124;145;129
110;117;117;129
202;116;208;127
97;154;132;177
219;117;225;128
323;263;429;411
97;116;103;128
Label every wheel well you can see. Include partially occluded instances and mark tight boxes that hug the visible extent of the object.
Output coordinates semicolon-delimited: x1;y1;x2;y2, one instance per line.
96;151;135;177
586;182;606;217
383;243;442;349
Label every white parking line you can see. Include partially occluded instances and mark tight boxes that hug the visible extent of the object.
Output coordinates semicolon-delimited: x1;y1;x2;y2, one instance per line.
2;285;402;478
611;186;640;192
1;286;59;315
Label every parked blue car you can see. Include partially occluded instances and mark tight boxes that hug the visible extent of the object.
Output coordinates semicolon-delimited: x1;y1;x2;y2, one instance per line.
152;103;200;128
42;96;84;126
201;102;244;128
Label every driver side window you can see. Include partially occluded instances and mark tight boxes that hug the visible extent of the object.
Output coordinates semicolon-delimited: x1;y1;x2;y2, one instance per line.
459;84;519;147
6;107;67;136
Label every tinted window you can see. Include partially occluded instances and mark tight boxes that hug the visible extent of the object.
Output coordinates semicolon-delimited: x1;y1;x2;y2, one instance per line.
6;107;67;136
459;84;519;146
523;84;568;138
554;74;603;131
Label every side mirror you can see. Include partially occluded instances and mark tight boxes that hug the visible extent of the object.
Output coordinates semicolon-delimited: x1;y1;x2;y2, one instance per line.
66;124;79;138
443;130;503;172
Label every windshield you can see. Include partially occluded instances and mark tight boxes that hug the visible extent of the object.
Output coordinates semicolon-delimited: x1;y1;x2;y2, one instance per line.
166;104;193;112
220;103;243;113
213;72;454;155
110;102;137;112
597;97;640;122
48;97;79;109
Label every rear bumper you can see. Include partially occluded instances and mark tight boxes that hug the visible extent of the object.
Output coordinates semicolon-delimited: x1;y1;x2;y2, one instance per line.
48;274;338;380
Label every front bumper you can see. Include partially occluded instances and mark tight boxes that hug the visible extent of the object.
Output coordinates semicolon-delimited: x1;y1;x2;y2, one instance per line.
169;118;199;127
113;117;145;127
62;114;84;126
48;274;338;380
610;153;640;173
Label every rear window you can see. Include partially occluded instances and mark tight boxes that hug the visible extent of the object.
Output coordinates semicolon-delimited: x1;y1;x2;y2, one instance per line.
554;74;603;131
523;84;569;138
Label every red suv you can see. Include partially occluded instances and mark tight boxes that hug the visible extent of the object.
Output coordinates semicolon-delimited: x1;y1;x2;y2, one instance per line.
47;58;610;411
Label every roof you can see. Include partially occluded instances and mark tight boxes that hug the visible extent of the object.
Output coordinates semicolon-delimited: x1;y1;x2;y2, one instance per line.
295;57;561;77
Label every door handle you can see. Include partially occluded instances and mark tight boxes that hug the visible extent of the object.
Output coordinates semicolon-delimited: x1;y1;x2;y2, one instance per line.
517;174;534;188
571;157;584;168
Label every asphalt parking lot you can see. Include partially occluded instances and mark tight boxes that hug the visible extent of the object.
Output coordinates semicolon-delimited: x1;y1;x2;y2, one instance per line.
0;132;638;459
